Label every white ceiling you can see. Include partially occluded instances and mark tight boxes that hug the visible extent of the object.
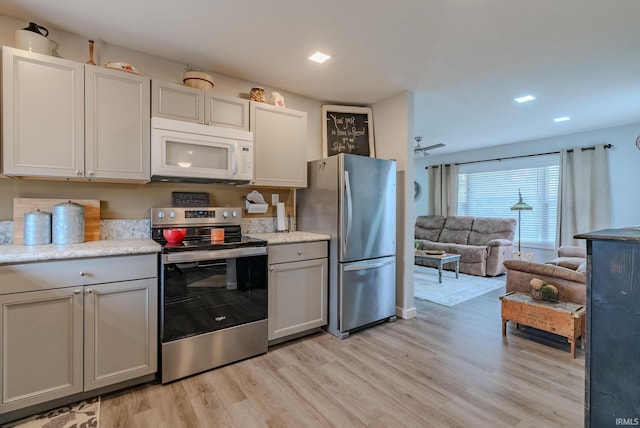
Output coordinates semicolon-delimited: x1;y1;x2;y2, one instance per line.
2;0;640;155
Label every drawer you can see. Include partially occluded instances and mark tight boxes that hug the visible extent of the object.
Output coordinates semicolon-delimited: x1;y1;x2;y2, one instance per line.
0;254;157;294
268;241;327;264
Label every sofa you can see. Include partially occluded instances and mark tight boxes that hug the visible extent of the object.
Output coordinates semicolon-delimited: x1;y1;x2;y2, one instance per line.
414;215;516;277
503;246;587;305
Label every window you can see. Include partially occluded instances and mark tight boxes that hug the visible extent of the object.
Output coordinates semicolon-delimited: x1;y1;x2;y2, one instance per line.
457;154;559;248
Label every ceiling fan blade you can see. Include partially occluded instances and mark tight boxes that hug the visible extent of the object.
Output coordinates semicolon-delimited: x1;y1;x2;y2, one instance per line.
416;143;446;152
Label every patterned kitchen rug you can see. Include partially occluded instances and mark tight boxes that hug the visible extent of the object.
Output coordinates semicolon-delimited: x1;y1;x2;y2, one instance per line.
414;265;506;306
2;396;99;428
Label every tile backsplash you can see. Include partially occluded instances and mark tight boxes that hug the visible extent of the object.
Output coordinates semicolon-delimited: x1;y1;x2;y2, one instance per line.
0;216;295;245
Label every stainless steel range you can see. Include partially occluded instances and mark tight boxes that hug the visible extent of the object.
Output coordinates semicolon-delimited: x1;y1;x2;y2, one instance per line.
151;207;268;383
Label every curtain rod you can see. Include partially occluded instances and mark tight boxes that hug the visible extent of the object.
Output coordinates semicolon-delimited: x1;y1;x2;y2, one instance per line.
425;144;612;169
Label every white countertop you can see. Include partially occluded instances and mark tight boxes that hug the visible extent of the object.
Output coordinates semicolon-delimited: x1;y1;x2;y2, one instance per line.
246;231;330;245
0;239;160;264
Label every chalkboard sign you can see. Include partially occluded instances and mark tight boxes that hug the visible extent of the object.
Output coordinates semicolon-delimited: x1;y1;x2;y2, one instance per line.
322;105;375;157
171;192;210;207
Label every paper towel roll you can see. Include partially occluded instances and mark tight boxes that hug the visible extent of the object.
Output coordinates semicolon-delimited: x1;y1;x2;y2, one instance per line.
276;202;287;231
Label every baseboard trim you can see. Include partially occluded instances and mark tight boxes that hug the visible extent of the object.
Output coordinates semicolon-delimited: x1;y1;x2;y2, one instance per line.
396;305;416;319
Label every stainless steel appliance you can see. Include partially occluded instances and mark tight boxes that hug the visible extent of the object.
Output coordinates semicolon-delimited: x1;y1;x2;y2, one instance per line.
297;154;396;338
151;207;267;383
151;117;254;184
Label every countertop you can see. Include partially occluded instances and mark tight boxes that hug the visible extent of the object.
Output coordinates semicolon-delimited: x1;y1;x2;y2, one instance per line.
0;239;160;264
575;227;640;242
245;231;330;245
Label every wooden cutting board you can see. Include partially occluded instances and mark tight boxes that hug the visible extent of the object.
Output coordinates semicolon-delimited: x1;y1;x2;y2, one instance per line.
13;198;101;244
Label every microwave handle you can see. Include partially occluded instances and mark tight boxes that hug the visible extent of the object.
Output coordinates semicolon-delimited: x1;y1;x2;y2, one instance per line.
231;143;238;175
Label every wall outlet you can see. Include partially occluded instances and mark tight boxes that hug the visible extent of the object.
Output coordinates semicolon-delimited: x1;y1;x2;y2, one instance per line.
271;194;279;206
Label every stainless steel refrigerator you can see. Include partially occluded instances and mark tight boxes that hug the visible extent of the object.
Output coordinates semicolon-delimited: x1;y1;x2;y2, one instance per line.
297;153;396;339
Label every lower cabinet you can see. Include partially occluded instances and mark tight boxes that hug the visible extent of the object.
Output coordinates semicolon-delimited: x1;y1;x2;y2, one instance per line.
0;254;157;415
268;241;328;342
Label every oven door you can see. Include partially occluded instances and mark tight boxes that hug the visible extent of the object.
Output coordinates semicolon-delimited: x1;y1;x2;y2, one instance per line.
160;247;267;343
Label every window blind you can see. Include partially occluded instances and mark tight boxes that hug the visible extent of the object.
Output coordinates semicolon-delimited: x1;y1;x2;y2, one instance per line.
457;154;559;248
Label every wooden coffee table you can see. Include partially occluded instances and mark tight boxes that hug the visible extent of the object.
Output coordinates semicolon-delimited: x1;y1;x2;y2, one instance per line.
414;250;460;283
499;291;586;358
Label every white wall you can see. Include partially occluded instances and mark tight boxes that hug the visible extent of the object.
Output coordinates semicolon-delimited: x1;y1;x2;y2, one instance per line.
414;122;640;258
373;91;416;320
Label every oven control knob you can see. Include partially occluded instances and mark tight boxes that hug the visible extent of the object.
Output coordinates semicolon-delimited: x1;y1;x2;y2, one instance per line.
169;211;176;218
222;211;229;219
157;211;165;219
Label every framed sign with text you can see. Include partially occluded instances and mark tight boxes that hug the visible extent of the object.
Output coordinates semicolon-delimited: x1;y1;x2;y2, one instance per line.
322;105;375;158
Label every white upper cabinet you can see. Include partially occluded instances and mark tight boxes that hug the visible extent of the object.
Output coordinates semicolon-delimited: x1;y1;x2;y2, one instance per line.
152;80;249;131
2;46;84;178
1;47;151;182
250;101;307;188
85;65;150;181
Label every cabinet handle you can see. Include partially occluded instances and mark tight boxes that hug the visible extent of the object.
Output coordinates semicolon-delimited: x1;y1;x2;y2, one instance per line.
298;250;303;255
87;171;94;176
76;170;83;175
270;267;274;271
74;289;82;294
86;288;93;294
79;271;87;276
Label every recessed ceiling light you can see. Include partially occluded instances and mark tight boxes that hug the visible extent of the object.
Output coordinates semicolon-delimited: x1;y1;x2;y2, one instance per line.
515;95;535;103
553;116;571;122
309;51;331;64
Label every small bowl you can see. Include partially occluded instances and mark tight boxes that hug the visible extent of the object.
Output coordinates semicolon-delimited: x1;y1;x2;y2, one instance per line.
163;228;187;244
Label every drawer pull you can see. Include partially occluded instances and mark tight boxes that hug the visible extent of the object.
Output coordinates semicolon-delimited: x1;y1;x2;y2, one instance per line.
74;289;82;294
298;250;303;255
79;271;87;276
86;288;93;294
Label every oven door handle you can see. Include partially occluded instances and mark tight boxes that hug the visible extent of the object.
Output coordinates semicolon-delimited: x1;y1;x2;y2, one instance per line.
162;246;267;264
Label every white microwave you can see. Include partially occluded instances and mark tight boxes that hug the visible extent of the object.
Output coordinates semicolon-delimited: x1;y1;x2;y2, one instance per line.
151;117;254;184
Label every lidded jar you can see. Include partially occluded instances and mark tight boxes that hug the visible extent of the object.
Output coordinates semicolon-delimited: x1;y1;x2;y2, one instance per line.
52;201;85;245
23;209;52;245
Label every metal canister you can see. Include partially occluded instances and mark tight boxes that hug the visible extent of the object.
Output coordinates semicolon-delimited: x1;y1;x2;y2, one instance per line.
52;201;85;245
23;209;51;245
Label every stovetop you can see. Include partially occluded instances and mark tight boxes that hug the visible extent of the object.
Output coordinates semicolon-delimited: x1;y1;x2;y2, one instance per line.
156;235;266;254
150;206;266;254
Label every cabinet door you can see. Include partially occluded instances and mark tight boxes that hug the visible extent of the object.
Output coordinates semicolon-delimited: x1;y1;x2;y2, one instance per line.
84;278;157;391
250;102;307;187
151;80;204;123
85;65;151;181
0;288;83;413
204;93;249;130
2;47;84;178
268;258;328;340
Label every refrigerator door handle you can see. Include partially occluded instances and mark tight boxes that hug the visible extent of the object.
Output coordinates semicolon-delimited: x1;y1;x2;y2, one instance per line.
343;257;395;272
344;170;353;253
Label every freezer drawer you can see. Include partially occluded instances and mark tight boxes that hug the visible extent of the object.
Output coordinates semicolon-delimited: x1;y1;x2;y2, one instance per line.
339;256;395;333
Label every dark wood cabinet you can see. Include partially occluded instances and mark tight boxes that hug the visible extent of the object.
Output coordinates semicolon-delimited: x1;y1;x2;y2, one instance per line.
577;228;640;428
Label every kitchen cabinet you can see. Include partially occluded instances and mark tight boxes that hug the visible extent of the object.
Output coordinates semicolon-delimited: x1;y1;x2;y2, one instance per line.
268;241;328;342
250;102;307;188
85;65;150;181
0;254;157;415
151;80;249;131
1;46;150;181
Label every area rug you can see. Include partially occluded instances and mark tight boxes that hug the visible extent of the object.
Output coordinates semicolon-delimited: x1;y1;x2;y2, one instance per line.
414;265;505;306
3;396;99;428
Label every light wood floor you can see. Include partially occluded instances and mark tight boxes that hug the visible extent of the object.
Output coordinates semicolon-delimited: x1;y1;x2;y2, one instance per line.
101;288;585;427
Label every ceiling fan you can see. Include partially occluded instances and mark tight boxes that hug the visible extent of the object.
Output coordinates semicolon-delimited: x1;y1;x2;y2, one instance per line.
414;136;445;157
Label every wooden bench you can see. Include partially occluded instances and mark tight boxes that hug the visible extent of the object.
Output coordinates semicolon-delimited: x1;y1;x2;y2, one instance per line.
499;291;586;358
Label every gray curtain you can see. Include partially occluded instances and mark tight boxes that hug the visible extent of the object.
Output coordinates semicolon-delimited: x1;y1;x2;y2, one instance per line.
427;163;458;216
557;144;611;246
